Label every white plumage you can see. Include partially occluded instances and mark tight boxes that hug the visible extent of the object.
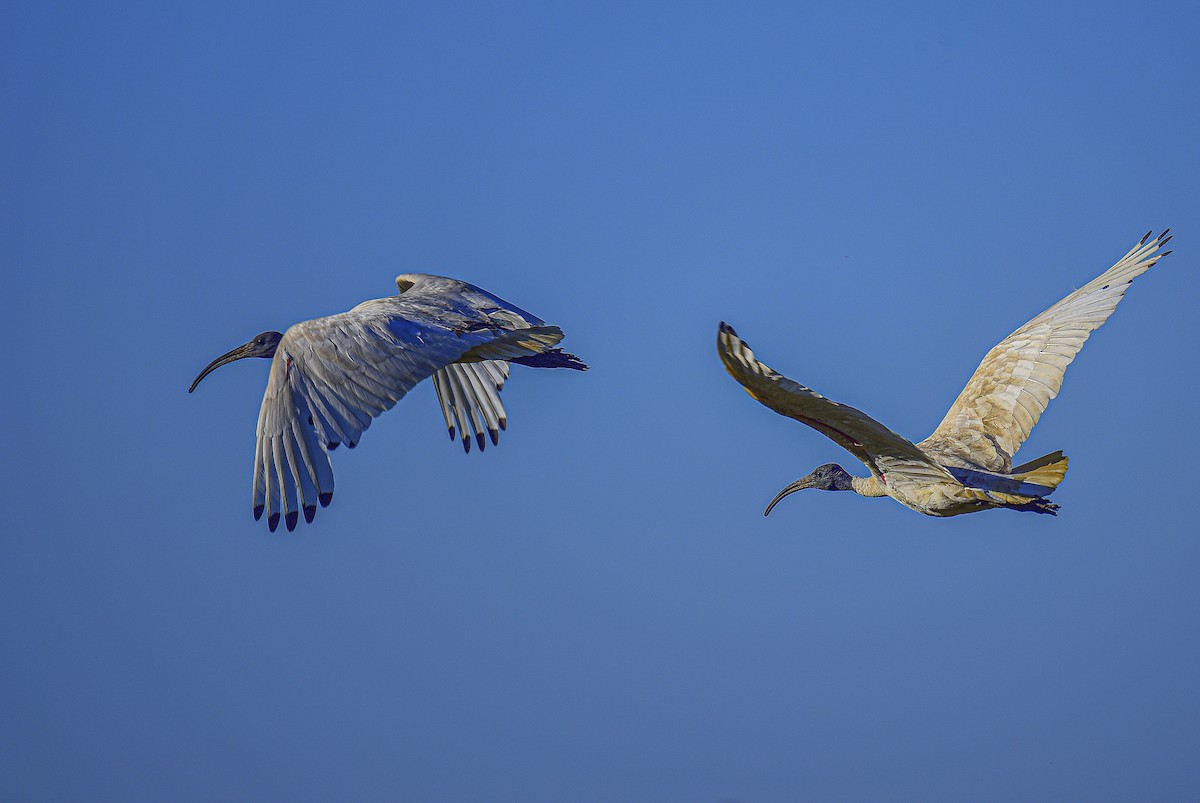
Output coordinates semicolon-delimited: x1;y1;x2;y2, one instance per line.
191;273;586;531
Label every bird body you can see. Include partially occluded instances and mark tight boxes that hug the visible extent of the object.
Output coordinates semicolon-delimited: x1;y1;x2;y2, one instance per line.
718;231;1171;518
191;273;585;531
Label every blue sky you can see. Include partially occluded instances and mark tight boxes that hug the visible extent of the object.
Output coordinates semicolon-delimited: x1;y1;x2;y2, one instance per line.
3;1;1198;800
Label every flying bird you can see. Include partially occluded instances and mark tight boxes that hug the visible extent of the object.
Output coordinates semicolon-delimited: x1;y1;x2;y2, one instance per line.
190;273;586;531
717;230;1171;518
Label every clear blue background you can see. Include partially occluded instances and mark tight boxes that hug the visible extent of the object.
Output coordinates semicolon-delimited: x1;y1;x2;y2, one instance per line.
3;2;1198;800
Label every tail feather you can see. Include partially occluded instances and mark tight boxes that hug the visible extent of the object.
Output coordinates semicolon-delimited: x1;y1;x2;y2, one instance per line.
460;325;566;362
1011;450;1069;493
510;349;588;370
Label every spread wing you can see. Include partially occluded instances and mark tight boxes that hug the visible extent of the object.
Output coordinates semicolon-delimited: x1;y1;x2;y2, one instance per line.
922;230;1171;471
717;322;955;488
252;274;560;531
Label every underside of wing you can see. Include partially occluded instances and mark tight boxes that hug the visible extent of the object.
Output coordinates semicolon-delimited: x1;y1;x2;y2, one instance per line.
249;274;580;530
717;322;950;484
251;304;511;530
284;310;485;451
253;355;337;532
923;231;1171;471
431;361;510;453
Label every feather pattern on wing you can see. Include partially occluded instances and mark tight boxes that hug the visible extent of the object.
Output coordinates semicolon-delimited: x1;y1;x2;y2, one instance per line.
431;361;510;453
921;231;1171;471
717;322;956;489
250;274;556;531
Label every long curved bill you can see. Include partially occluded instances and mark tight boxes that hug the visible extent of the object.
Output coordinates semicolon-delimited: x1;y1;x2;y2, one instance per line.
189;341;259;393
764;478;812;517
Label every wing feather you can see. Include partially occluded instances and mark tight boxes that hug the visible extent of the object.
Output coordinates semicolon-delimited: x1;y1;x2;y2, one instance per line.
923;231;1171;471
431;361;510;452
431;370;457;440
445;366;480;451
252;310;484;528
461;362;505;442
717;322;953;486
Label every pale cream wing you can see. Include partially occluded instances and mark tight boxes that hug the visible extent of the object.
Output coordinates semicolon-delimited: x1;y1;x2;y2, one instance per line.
718;322;955;487
923;231;1171;471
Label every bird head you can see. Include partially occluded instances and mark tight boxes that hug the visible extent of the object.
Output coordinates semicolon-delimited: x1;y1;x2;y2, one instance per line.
189;331;283;393
764;463;855;516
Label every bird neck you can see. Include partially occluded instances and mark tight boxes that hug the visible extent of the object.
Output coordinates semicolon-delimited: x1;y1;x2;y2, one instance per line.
851;475;889;497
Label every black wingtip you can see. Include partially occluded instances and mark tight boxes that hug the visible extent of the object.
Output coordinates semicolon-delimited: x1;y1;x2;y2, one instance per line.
462;437;471;454
499;418;507;432
285;511;298;532
475;432;486;452
254;504;264;521
447;427;456;441
319;491;333;508
488;428;499;446
303;505;316;524
1140;230;1153;245
268;513;280;532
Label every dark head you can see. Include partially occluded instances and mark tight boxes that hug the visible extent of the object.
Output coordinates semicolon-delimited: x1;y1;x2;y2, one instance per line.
764;463;855;516
189;331;283;393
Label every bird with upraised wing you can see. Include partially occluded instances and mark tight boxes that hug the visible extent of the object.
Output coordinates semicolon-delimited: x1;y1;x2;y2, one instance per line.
718;230;1171;517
